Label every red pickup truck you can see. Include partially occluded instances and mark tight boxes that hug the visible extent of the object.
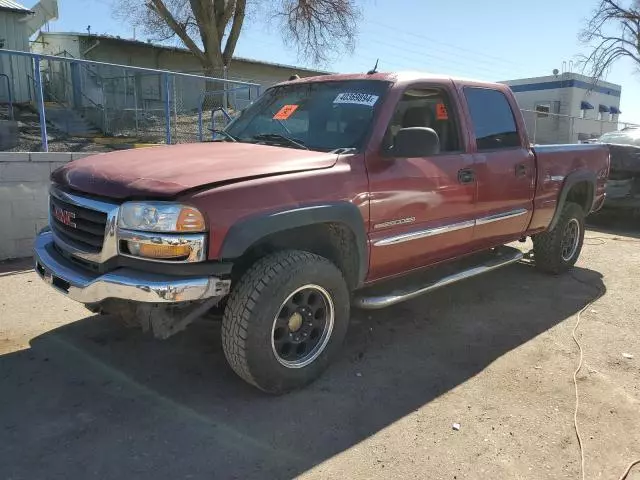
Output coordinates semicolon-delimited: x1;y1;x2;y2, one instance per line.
34;72;609;393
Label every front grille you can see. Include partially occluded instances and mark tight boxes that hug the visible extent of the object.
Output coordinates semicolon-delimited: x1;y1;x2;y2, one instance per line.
50;195;108;253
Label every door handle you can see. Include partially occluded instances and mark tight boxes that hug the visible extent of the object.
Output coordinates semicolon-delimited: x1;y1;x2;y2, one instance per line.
458;168;475;184
515;163;528;177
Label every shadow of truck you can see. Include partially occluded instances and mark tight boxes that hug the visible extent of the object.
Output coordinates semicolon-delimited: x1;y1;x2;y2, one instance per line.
0;262;604;479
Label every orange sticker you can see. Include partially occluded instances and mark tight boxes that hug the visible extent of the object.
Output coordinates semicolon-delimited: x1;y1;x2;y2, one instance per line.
436;103;449;120
273;104;299;120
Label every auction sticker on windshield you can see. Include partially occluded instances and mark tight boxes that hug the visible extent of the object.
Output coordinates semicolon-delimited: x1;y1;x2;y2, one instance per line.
273;104;299;120
334;92;379;107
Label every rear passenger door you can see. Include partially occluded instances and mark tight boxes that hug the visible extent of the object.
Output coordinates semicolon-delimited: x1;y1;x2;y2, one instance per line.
463;87;535;246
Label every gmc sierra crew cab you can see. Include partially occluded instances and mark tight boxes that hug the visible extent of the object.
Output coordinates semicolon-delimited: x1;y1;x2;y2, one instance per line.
34;72;610;393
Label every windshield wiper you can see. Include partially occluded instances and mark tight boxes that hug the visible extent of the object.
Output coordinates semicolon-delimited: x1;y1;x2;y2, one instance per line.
330;147;357;154
252;133;309;150
208;128;238;142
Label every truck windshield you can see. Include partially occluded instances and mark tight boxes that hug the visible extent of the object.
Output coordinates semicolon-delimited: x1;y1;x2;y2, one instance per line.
225;80;391;152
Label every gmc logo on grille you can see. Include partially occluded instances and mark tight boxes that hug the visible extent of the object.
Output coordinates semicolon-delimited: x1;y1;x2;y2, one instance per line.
53;205;76;228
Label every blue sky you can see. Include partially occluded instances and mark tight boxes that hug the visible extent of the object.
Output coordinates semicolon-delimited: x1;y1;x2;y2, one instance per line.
43;0;640;124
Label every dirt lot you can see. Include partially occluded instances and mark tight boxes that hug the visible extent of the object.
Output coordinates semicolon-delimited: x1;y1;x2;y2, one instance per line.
1;221;639;480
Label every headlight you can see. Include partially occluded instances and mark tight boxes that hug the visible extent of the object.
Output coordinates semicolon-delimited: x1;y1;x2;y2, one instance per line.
118;202;206;232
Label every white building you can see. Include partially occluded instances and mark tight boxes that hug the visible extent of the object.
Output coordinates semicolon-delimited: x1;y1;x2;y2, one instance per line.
0;0;33;103
500;73;622;144
0;0;57;104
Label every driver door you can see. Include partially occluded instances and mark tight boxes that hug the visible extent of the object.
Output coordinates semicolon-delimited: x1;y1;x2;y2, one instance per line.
366;85;477;281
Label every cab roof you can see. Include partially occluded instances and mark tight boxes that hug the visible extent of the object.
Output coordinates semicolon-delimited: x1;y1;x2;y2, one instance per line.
281;71;506;91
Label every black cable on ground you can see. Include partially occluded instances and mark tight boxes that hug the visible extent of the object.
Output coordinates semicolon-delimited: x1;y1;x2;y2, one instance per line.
570;237;640;480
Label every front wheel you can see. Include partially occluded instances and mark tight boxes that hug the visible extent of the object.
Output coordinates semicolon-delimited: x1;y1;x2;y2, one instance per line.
221;250;350;394
533;202;585;274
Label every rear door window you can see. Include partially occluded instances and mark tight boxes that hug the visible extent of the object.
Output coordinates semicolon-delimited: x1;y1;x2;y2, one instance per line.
464;87;521;151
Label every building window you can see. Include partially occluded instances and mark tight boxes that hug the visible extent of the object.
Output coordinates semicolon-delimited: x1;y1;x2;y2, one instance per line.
535;104;550;118
598;104;610;121
609;106;621;122
580;100;594;119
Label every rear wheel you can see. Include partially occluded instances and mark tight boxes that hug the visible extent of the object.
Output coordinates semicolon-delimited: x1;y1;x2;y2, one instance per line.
533;202;585;274
221;250;350;394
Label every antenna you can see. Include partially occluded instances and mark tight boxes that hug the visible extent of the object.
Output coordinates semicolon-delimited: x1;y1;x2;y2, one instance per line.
552;68;559;76
87;25;91;36
367;59;379;75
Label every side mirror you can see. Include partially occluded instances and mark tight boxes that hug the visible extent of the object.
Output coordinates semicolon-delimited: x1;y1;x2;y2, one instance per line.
388;127;440;158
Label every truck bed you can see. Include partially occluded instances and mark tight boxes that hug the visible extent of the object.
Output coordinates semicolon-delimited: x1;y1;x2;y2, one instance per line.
528;143;609;230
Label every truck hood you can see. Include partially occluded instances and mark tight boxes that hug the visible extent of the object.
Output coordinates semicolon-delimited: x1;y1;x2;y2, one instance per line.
52;142;338;199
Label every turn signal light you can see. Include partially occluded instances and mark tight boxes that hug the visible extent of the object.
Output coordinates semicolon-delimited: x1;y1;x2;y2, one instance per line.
128;241;191;259
177;207;206;232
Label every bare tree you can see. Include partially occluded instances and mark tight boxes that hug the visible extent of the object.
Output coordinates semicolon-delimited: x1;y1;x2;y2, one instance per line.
277;0;359;64
579;0;640;80
114;0;360;76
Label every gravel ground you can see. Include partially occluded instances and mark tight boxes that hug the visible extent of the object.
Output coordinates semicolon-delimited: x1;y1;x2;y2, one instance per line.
3;105;230;152
4;105;111;153
0;221;639;479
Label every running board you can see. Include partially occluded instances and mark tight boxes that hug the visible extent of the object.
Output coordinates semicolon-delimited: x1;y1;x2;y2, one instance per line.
354;246;523;310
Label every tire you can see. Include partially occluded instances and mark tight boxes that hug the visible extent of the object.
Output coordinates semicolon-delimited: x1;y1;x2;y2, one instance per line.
533;202;585;274
221;250;350;394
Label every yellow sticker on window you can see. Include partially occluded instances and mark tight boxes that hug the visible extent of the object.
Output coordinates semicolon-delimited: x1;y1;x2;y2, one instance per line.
273;104;299;120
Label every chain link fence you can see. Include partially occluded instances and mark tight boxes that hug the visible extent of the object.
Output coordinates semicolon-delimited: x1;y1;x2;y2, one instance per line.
2;48;639;152
0;49;260;151
520;109;640;145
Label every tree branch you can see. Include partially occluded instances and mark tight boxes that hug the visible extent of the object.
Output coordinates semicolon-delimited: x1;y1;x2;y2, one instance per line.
115;0;360;72
188;0;224;68
222;0;246;65
147;0;206;63
275;0;360;65
579;0;640;80
214;0;235;33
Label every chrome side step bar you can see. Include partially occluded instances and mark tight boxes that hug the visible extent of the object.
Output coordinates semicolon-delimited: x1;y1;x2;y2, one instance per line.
354;246;523;310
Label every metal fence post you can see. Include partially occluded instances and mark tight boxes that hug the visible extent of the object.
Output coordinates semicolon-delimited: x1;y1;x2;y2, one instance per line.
0;74;13;120
33;56;49;152
70;61;82;110
164;73;171;144
223;66;228;112
101;82;108;134
133;74;139;135
173;76;178;141
198;92;203;142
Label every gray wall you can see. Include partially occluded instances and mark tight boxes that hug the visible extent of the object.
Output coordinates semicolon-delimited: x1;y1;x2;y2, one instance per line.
0;152;90;260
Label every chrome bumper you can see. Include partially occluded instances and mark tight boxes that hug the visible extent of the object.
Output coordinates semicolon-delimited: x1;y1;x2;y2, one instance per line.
33;230;230;304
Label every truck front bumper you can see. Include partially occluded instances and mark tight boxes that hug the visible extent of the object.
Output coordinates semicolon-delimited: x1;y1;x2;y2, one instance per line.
34;230;231;305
